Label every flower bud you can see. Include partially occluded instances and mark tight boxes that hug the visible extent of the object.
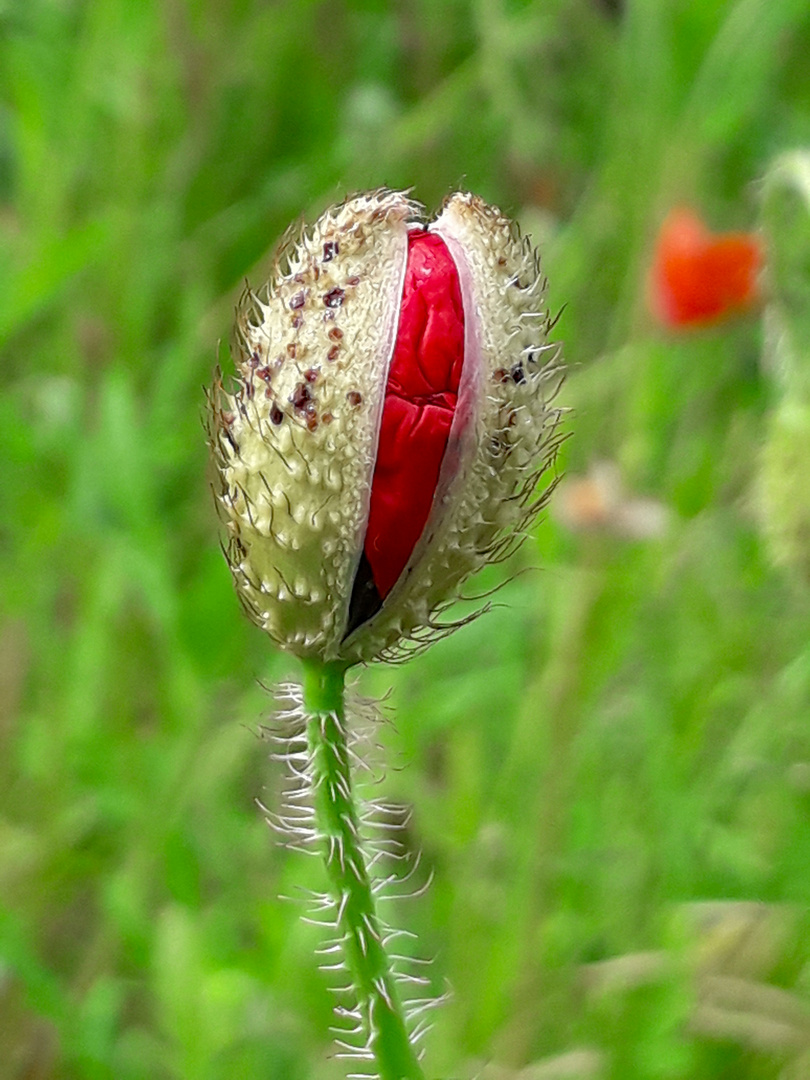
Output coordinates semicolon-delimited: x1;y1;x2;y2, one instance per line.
210;190;562;663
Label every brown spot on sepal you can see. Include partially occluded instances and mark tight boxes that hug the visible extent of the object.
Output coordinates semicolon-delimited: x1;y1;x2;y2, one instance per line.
346;390;363;407
324;287;345;308
304;401;318;431
291;382;313;410
493;365;526;385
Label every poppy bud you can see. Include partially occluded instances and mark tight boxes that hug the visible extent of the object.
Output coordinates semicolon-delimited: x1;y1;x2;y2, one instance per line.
210;190;562;663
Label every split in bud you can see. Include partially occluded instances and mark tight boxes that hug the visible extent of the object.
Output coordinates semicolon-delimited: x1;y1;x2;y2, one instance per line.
209;190;563;663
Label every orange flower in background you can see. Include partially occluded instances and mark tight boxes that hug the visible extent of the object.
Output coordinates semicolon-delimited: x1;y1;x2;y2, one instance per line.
649;207;762;328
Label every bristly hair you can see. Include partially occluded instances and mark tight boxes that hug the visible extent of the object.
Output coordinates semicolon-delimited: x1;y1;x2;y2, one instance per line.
259;682;443;1070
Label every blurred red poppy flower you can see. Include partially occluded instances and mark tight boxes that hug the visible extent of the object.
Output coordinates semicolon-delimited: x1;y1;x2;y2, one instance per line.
649;207;762;328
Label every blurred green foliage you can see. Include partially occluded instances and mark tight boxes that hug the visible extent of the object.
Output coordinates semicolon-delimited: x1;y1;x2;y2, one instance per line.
3;1;810;1078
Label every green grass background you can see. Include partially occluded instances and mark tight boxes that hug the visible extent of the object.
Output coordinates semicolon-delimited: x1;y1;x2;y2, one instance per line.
3;1;810;1077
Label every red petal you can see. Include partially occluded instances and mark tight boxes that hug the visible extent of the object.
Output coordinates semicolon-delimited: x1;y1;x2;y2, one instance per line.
650;208;762;328
364;230;465;598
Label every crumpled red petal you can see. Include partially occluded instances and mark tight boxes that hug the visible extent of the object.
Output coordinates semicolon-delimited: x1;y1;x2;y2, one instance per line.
364;229;465;598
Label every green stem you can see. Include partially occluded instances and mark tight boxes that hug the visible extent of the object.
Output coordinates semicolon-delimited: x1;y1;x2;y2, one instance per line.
301;658;426;1080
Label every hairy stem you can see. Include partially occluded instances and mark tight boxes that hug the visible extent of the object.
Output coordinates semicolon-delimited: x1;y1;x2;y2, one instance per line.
301;658;426;1080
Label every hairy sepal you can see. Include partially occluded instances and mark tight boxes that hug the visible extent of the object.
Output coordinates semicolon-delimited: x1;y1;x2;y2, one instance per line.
212;192;415;660
343;194;564;663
